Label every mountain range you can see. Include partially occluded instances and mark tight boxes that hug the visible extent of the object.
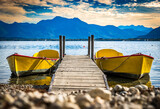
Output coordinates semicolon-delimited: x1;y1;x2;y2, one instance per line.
138;27;160;39
0;16;158;40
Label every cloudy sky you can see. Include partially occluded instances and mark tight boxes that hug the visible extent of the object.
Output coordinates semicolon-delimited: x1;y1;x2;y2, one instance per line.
0;0;160;28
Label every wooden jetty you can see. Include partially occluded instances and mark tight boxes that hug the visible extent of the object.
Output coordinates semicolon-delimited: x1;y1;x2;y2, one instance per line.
49;35;109;93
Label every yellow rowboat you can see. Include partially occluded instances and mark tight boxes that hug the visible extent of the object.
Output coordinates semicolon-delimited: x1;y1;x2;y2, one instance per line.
95;49;154;79
7;49;59;77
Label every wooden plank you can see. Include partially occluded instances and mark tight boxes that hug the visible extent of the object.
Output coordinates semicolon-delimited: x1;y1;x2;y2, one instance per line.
53;79;104;83
52;85;106;88
51;87;106;93
54;76;103;80
56;68;100;72
55;72;102;75
53;82;106;86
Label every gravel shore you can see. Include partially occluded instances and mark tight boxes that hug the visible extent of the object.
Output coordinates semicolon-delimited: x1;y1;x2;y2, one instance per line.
0;83;160;109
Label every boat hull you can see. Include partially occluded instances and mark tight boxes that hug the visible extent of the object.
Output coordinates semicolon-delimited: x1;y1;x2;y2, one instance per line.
7;53;59;77
95;54;153;79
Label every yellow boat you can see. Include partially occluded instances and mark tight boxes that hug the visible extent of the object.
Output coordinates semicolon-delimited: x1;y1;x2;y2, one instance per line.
7;49;59;77
95;49;154;79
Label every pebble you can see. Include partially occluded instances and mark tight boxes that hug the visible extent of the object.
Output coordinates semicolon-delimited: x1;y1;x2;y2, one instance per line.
4;94;15;104
114;84;123;92
88;88;111;101
129;103;142;109
0;83;159;109
76;94;93;109
129;87;140;96
122;87;129;91
135;84;148;92
68;95;76;103
63;102;80;109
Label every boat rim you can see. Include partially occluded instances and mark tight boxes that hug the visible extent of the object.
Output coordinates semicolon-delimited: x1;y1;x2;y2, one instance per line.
95;53;154;60
6;53;59;60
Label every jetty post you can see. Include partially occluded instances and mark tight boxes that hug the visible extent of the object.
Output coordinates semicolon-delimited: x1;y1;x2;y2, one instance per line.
91;35;94;60
59;35;63;61
88;36;90;56
63;36;65;57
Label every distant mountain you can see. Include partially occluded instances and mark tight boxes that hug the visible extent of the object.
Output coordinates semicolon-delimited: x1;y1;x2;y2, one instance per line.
138;27;160;39
0;16;153;40
118;25;152;33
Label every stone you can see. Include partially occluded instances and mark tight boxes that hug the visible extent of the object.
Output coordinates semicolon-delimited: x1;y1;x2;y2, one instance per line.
76;94;93;103
141;85;148;91
56;95;64;103
131;96;142;104
135;85;148;92
152;94;160;109
135;85;143;91
42;93;49;98
27;92;35;98
115;95;125;102
144;104;155;109
120;91;128;96
114;85;123;92
122;87;129;92
119;103;129;109
9;106;18;109
150;92;155;98
14;100;23;108
129;87;140;96
129;103;142;109
155;89;160;95
89;88;111;101
48;95;56;103
94;96;104;104
68;95;76;103
33;91;42;99
75;94;93;109
4;94;14;104
63;102;80;109
124;96;131;102
49;102;63;109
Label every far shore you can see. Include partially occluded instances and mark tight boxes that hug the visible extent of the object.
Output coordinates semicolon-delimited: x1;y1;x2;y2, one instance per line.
0;38;160;41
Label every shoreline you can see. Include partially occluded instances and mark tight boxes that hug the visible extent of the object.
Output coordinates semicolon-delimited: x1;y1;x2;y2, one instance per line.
0;83;160;109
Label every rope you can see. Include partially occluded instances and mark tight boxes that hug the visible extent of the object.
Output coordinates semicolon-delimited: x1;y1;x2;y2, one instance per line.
43;57;54;75
32;58;54;81
43;57;54;66
100;56;131;72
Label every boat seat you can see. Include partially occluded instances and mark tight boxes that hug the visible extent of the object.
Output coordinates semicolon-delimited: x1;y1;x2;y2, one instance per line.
33;49;59;58
96;49;123;58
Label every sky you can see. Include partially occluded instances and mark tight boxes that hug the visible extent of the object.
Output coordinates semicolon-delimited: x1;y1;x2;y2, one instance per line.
0;0;160;28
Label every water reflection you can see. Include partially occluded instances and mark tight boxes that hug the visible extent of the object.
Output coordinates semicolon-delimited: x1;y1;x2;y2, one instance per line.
107;74;151;88
9;74;52;85
9;72;151;88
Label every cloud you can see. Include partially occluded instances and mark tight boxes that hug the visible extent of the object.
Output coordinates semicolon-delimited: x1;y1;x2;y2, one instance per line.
0;0;69;7
96;0;113;5
0;0;159;28
40;2;160;28
140;1;160;8
122;1;160;8
0;6;26;16
0;0;36;23
46;0;68;6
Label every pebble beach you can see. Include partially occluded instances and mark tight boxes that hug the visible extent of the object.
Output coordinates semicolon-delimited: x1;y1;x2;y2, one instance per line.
0;83;160;109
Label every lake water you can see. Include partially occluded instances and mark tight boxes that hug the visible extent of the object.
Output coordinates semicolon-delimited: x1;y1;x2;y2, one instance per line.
0;41;160;87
